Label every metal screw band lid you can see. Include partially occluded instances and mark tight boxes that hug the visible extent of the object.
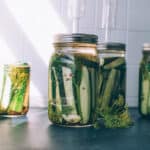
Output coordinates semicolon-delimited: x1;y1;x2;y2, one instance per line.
143;43;150;51
53;33;98;44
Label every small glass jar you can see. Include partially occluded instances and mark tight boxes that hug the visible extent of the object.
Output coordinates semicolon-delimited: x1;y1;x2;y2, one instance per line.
48;34;99;127
0;63;30;117
139;43;150;117
97;43;126;116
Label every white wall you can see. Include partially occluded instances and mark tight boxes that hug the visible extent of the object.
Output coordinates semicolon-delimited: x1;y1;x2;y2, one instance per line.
0;0;149;107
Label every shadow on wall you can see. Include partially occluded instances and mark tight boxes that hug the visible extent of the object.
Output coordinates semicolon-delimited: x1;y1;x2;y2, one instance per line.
0;1;47;101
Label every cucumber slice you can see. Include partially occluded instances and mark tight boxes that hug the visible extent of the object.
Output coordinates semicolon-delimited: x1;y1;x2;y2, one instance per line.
141;79;149;115
53;68;62;116
62;67;80;123
48;67;52;102
147;72;150;113
80;66;91;124
0;73;11;111
48;66;62;124
104;58;125;69
89;68;96;115
62;67;77;114
100;69;117;111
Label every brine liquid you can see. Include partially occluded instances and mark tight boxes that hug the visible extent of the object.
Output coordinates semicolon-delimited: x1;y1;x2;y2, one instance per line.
98;57;126;115
48;53;99;126
0;66;30;116
139;62;150;116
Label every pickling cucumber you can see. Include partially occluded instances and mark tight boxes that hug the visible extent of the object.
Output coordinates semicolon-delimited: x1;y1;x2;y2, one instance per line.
104;58;125;69
88;68;96;118
48;54;99;126
79;66;91;124
141;79;149;115
0;72;11;112
7;80;27;113
48;67;62;123
62;66;81;123
100;69;117;112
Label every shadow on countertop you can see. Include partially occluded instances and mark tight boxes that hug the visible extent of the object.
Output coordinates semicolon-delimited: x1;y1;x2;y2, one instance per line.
0;108;150;150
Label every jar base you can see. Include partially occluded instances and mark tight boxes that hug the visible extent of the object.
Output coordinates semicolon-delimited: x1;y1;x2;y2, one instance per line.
0;114;26;118
52;123;93;128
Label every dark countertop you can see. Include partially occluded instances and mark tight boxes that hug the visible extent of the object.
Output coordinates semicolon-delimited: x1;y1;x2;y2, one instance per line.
0;108;150;150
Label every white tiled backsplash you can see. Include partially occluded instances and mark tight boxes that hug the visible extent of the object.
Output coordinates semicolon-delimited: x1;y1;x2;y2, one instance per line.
77;0;150;107
0;0;149;107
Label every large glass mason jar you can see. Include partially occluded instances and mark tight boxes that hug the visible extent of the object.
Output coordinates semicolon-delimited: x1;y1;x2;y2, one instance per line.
139;43;150;117
48;34;99;126
0;63;30;117
97;43;126;119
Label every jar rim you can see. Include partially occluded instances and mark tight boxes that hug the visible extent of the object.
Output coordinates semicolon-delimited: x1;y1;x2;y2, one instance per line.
97;42;126;51
4;63;30;69
53;42;97;48
97;50;125;54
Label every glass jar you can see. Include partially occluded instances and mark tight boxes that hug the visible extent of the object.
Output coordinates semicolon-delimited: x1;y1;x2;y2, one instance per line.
48;34;99;127
0;63;30;117
97;43;126;118
139;43;150;117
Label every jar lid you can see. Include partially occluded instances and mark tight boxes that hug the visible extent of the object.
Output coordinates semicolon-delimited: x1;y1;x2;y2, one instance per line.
143;43;150;51
53;33;98;44
97;42;126;51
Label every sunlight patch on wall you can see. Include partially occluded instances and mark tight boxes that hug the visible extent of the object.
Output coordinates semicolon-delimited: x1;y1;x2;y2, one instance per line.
5;0;68;65
30;82;47;107
0;36;17;64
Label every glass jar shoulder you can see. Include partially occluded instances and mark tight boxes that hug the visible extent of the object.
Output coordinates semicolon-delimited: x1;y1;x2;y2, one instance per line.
49;52;99;69
49;53;74;67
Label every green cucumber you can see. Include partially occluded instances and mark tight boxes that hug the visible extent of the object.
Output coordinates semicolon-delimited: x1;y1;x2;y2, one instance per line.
0;72;11;112
62;67;77;113
79;66;91;124
55;66;66;105
48;67;53;102
100;69;117;112
104;58;125;69
52;68;62;121
48;66;62;124
141;79;149;115
120;69;126;96
62;66;80;123
89;68;96;115
109;70;120;106
48;66;56;114
78;57;98;68
98;68;103;97
147;72;150;113
7;79;27;113
48;69;52;101
98;70;110;108
52;55;74;69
